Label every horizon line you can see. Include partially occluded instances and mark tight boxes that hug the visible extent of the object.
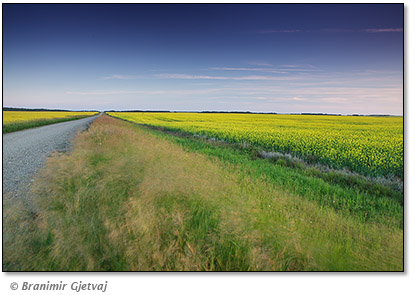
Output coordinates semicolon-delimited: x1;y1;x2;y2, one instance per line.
3;106;402;117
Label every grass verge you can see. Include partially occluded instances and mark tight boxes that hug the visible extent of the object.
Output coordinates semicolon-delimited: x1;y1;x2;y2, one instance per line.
3;116;94;133
108;117;403;229
3;114;403;271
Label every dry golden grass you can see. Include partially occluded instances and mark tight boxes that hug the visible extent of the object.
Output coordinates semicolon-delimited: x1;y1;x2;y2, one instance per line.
3;115;403;271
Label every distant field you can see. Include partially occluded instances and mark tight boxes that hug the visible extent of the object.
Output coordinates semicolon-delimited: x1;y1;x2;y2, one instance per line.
3;111;99;133
108;112;403;179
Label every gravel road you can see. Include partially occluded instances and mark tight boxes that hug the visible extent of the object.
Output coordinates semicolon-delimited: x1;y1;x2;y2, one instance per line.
2;114;99;200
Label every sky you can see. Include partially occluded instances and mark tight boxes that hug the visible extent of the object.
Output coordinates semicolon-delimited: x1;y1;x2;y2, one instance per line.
2;4;403;114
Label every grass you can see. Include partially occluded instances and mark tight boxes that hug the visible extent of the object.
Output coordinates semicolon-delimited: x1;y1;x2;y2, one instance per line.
3;114;403;271
110;118;403;229
3;116;95;133
108;112;403;179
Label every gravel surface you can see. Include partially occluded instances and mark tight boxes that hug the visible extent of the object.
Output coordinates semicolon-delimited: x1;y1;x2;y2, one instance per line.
2;114;99;200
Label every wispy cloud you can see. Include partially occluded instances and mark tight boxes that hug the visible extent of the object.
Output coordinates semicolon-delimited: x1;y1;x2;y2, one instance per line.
66;89;221;96
291;96;307;101
352;69;403;76
362;28;403;33
156;74;226;80
156;73;299;81
258;29;302;33
277;68;321;72
257;28;403;34
210;67;287;74
245;60;272;67
210;66;320;74
279;64;315;68
226;86;402;99
320;28;353;33
322;28;402;33
67;90;161;95
100;74;143;80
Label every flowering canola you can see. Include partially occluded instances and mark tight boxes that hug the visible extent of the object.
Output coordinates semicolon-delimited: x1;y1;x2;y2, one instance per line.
3;111;98;124
109;112;403;178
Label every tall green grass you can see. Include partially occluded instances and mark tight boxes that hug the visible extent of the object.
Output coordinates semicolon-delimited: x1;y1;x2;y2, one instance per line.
128;124;403;229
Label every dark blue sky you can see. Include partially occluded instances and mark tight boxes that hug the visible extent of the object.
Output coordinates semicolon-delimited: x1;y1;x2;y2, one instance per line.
3;4;403;114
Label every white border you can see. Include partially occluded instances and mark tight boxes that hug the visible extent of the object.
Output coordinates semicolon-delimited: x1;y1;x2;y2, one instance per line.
1;1;412;295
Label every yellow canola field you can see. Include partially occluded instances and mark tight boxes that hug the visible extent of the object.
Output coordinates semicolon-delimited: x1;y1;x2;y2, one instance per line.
109;112;403;178
3;111;98;124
